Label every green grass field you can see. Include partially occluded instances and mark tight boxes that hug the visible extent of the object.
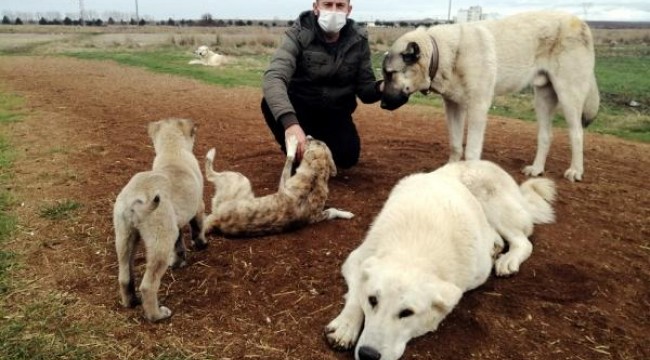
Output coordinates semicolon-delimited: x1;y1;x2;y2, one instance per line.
0;91;101;360
66;50;268;88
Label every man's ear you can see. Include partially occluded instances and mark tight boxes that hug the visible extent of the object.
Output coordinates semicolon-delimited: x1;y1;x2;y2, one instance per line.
177;118;196;138
430;281;462;314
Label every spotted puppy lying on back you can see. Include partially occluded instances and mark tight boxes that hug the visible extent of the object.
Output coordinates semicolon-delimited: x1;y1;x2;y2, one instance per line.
204;136;353;236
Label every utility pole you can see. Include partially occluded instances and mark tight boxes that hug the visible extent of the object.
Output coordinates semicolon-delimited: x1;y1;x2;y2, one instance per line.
79;0;85;25
135;0;139;21
582;2;592;20
447;0;452;23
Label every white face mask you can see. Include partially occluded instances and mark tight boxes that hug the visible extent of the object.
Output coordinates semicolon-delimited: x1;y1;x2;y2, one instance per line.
317;9;347;34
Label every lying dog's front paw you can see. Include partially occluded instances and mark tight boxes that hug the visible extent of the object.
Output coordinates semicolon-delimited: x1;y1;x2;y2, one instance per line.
495;253;521;277
324;317;359;351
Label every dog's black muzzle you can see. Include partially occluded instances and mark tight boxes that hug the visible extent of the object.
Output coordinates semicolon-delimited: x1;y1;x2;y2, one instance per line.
380;92;410;111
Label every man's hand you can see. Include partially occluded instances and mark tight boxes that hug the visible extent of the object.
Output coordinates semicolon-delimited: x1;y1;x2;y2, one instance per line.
285;124;306;163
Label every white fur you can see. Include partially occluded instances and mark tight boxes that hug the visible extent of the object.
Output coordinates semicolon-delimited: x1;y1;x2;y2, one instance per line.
113;118;206;322
188;45;226;66
325;160;556;360
203;136;353;236
382;11;599;182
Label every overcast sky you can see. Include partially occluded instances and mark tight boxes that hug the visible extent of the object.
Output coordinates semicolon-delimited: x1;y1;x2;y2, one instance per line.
2;0;650;22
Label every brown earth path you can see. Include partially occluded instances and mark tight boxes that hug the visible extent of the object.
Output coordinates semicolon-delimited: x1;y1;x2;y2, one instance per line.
0;56;648;359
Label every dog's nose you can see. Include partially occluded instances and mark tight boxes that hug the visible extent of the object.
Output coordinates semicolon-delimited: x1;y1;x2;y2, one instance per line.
358;346;381;360
380;92;410;111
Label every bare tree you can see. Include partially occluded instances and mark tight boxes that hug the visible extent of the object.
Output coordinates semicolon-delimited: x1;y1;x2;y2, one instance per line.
582;2;593;20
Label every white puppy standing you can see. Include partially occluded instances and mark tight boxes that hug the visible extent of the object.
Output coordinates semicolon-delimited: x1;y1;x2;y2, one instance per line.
113;118;207;322
325;161;555;360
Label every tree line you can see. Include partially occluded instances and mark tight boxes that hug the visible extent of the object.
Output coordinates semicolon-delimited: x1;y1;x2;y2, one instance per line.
1;13;444;28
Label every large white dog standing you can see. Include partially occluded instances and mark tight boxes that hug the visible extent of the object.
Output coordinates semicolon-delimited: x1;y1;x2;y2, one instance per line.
380;11;600;182
325;161;556;360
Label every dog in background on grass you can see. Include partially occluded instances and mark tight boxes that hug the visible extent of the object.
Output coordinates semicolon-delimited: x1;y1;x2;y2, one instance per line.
188;45;227;67
113;118;207;322
203;135;353;237
325;160;556;360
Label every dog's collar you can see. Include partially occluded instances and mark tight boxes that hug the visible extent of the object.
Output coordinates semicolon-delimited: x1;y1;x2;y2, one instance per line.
422;36;440;95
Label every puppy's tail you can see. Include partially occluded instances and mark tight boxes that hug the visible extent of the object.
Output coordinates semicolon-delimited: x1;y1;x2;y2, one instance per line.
519;178;556;224
205;148;218;180
129;193;162;224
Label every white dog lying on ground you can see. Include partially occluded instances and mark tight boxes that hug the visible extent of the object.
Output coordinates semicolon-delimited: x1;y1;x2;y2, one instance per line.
188;45;227;66
113;118;207;322
325;160;556;360
203;135;353;237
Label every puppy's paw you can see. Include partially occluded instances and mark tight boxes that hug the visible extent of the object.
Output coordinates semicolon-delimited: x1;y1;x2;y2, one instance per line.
522;165;544;177
192;238;208;251
171;258;187;269
495;253;522;277
206;148;216;162
324;315;360;351
123;295;142;308
325;208;354;220
286;135;298;158
563;167;583;182
145;306;172;322
154;306;173;322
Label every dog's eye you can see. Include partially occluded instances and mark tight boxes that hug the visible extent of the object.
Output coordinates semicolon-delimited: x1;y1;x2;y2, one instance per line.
368;296;378;308
398;309;414;319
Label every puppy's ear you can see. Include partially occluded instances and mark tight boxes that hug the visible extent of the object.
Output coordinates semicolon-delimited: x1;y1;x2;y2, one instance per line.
178;118;196;138
402;42;420;65
147;120;162;142
430;281;462;315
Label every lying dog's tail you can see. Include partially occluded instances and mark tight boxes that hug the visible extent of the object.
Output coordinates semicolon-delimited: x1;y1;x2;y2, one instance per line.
519;178;556;225
205;148;218;181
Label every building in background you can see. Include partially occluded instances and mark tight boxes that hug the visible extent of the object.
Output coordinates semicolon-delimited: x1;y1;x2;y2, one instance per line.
456;6;485;23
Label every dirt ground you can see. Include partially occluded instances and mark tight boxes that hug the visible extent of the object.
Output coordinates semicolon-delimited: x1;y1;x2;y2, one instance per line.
0;56;648;359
